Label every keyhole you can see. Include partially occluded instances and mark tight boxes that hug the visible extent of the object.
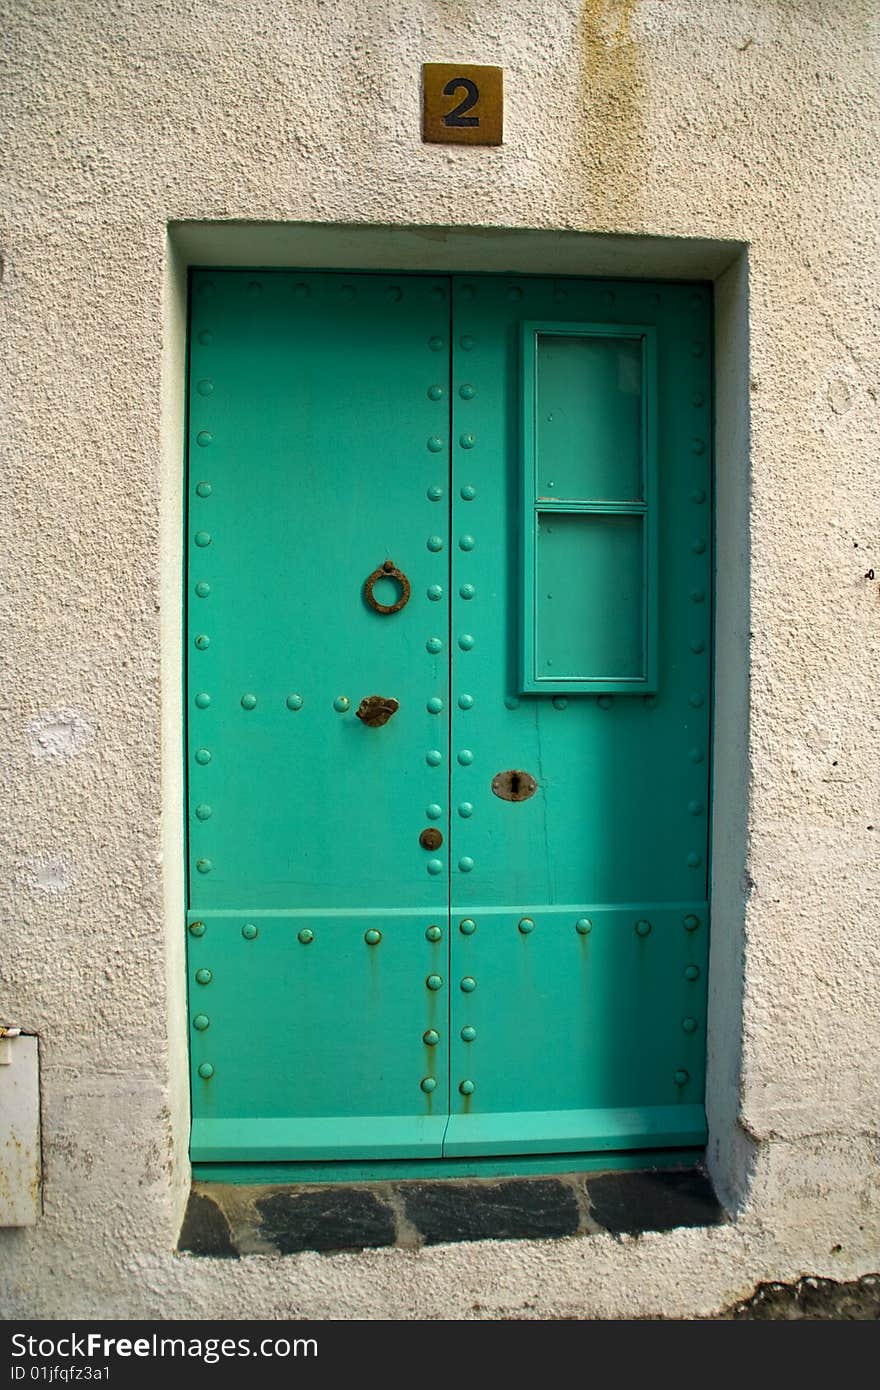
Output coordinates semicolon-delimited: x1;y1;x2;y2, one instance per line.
510;773;521;795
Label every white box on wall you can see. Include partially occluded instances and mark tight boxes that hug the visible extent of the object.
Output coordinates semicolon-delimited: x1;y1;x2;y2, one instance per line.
0;1033;42;1225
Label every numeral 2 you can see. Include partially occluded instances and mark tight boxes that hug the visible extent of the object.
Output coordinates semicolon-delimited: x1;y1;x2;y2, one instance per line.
443;77;480;127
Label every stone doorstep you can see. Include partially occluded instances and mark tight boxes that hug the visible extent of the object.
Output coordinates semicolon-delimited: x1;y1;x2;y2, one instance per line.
177;1165;724;1258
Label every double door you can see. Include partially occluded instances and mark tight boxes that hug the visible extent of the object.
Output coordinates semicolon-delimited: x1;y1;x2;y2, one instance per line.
185;269;712;1162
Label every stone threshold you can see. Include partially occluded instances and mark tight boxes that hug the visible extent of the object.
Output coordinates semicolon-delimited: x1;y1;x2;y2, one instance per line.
178;1165;724;1258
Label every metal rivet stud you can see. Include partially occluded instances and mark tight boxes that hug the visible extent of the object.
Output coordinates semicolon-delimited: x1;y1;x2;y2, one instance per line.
426;749;443;766
460;433;476;449
460;484;476;500
195;581;211;597
684;965;700;981
423;1029;440;1046
195;479;213;496
195;748;211;765
189;921;206;937
459;857;474;873
553;696;568;710
682;1017;698;1033
692;538;707;554
426;803;443;819
198;329;213;343
460;583;475;599
687;852;702;867
459;535;475;551
689;693;705;708
461;1026;477;1042
459;919;476;935
195;692;211;709
198;1062;214;1079
688;800;704;816
385;285;402;302
690;639;706;653
196;432;213;448
333;696;350;712
691;438;705;454
458;749;474;765
425;925;442;943
427;584;443;601
518;917;535;934
426;974;443;991
459;634;474;651
683;914;701;932
674;1069;690;1086
298;928;314;944
242;923;257;940
459;383;476;399
691;488;706;504
427;384;444;402
635;919;652;937
426;637;443;654
427;485;443;501
286;693;303;710
427;697;443;714
365;929;382;945
691;589;706;604
420;1076;437;1093
428;336;444;351
427;858;444;875
459;1079;476;1095
195;968;212;984
241;693;257;710
460;976;476;992
460;335;475;350
194;634;210;650
194;530;212;548
505;696;519;709
689;748;705;763
458;802;474;818
427;535;444;552
598;695;613;710
644;694;658;708
192;1014;209;1031
427;436;444;453
458;694;474;709
576;918;593;935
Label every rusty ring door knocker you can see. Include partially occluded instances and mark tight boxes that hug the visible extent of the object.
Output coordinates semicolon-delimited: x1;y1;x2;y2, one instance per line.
364;559;411;615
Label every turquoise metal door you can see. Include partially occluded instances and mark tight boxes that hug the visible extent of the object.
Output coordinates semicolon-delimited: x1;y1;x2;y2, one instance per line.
185;270;712;1164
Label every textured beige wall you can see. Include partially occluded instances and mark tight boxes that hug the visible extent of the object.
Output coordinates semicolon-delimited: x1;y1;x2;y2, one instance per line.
1;0;878;1318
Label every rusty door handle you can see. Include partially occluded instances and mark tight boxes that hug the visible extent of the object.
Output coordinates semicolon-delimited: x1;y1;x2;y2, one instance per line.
355;696;400;727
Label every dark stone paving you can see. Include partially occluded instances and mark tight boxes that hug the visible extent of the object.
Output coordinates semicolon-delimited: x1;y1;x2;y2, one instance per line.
723;1274;880;1320
256;1187;397;1254
177;1191;239;1259
586;1166;722;1236
402;1178;581;1245
178;1164;724;1257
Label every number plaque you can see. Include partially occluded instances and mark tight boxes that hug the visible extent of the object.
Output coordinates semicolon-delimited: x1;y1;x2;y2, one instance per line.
422;63;503;146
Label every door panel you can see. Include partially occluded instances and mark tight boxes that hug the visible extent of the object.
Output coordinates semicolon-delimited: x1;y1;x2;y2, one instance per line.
447;275;711;1151
185;269;712;1165
186;271;452;1158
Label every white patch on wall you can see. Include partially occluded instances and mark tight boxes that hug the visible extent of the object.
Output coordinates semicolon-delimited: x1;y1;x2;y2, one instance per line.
20;855;72;895
814;365;859;436
27;709;94;759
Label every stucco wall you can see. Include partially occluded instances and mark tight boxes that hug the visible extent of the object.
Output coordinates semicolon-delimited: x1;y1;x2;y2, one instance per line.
1;0;878;1319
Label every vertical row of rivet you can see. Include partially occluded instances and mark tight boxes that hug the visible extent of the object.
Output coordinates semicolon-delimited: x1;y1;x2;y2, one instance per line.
422;281;452;1101
189;275;219;889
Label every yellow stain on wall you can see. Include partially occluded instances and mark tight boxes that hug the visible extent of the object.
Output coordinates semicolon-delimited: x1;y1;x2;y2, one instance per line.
576;0;647;227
